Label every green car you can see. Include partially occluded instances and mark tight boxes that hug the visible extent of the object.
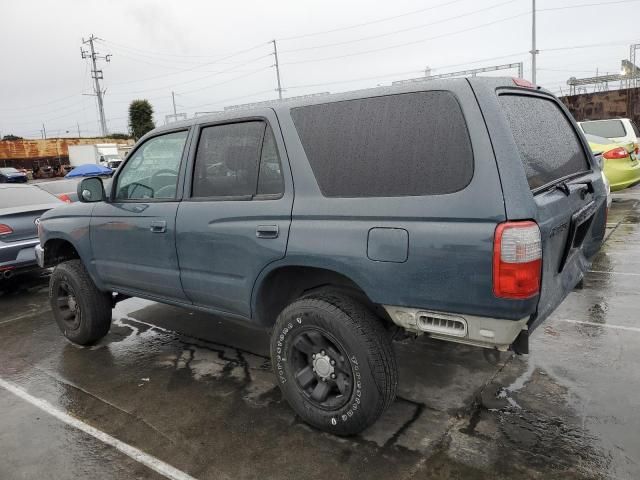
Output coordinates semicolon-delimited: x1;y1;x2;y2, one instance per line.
585;134;640;191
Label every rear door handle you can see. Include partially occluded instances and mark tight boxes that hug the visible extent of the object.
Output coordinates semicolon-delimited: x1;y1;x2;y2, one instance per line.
256;224;279;239
150;220;167;233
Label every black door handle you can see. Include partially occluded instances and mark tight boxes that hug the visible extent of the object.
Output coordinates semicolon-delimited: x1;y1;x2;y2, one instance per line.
256;225;279;239
150;220;167;233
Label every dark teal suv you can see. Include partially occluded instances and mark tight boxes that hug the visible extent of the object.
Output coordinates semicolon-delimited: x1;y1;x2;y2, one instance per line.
36;77;607;435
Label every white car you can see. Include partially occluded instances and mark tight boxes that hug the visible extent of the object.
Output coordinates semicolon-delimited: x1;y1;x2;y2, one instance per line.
579;118;640;161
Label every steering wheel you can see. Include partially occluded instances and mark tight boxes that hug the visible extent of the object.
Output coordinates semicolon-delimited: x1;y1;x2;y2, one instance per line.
150;169;178;199
151;169;178;182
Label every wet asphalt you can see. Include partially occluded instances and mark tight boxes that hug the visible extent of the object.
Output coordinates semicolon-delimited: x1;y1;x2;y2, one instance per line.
0;187;639;480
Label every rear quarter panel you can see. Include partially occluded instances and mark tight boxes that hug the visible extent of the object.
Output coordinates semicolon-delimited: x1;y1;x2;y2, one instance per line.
268;80;536;320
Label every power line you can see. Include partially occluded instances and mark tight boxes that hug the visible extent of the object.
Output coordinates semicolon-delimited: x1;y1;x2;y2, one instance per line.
538;0;640;12
177;66;273;96
103;44;258;70
280;0;519;54
540;39;640;52
282;11;530;65
278;0;468;41
107;54;273;96
96;39;270;86
0;94;81;112
98;38;267;60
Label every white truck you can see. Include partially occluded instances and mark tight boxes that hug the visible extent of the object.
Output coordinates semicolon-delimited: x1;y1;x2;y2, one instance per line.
68;144;122;169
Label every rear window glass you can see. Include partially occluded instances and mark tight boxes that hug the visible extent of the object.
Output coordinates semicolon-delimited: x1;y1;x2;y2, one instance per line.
499;95;590;190
290;91;473;197
580;119;626;138
0;186;59;208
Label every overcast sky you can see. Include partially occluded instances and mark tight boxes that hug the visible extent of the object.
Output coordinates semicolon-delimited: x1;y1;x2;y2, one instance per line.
1;0;637;138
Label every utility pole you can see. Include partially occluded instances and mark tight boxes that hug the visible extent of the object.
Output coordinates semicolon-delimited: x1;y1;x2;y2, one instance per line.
41;123;47;139
272;40;283;100
531;0;538;84
77;122;81;138
165;92;187;125
81;35;111;137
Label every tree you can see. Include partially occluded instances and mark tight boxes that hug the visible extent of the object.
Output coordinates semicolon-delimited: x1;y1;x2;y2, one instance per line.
128;100;155;140
2;134;23;141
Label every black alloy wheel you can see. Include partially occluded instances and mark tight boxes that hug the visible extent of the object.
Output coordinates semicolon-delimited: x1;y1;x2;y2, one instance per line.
55;280;82;330
290;328;354;410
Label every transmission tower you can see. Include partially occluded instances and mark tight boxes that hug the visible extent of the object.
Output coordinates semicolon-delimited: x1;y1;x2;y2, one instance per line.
81;35;111;137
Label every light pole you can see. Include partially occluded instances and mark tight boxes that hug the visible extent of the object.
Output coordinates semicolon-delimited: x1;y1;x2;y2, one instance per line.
531;0;538;84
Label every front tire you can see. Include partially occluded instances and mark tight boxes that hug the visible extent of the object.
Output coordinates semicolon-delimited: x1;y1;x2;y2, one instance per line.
49;260;112;345
271;292;398;436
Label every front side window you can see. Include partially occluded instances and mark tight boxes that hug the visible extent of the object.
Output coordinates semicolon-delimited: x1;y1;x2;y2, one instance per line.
192;121;284;198
115;131;188;200
257;128;284;196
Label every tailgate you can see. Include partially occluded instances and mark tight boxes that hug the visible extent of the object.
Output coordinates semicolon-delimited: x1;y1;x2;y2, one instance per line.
496;91;607;332
532;185;604;330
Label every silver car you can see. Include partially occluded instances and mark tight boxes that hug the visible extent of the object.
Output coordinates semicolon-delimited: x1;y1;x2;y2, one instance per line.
0;184;63;279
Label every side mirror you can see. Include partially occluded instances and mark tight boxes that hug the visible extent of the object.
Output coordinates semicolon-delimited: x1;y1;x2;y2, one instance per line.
78;177;105;203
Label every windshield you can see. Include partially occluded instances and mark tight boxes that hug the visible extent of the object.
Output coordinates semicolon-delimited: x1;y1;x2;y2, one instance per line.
0;167;20;174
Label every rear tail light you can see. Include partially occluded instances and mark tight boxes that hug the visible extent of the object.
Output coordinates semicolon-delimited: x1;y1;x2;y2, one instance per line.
57;193;72;203
0;224;13;236
493;221;542;299
602;147;628;160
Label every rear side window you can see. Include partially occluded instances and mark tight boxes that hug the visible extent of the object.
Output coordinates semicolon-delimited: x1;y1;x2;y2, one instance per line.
290;91;473;197
580;119;626;138
499;95;590;190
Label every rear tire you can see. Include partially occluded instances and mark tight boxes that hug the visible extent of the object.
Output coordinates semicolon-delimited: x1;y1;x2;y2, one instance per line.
49;260;112;345
271;291;397;436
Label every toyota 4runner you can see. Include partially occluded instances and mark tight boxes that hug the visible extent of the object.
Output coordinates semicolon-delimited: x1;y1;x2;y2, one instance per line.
36;77;607;435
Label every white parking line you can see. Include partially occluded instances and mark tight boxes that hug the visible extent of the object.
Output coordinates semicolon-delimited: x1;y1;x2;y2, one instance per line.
0;378;197;480
561;319;640;333
589;270;640;276
0;309;51;326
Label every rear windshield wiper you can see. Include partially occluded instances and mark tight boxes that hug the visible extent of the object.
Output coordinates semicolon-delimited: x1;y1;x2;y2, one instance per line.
545;178;594;197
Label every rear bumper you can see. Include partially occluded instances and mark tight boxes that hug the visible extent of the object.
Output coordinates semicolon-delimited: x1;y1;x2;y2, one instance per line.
0;238;40;274
605;161;640;191
383;305;529;351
